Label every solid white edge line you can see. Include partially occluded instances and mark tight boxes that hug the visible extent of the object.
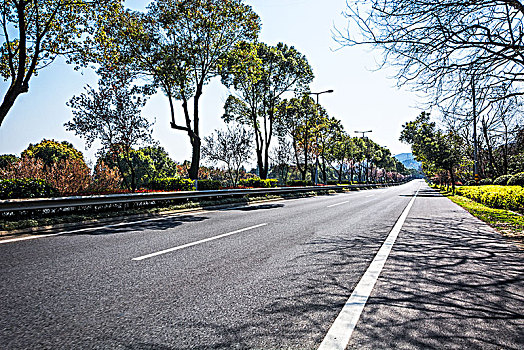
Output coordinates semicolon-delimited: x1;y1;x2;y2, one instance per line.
327;201;350;208
132;223;268;261
318;186;420;350
0;211;216;245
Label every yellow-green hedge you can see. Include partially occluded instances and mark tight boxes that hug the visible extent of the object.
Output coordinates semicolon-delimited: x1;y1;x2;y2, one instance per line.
455;185;524;212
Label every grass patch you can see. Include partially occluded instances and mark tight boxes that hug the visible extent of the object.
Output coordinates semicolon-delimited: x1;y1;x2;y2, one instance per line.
439;188;523;243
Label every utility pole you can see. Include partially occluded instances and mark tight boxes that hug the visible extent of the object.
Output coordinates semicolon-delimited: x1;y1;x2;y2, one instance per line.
472;76;479;183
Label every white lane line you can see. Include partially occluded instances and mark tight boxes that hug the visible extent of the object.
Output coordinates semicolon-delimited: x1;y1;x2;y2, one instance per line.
132;223;268;261
327;201;349;208
318;187;420;350
0;211;216;245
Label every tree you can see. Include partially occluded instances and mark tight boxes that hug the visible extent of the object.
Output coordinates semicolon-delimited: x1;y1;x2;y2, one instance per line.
0;0;118;127
0;154;19;169
276;95;319;180
401;112;463;191
21;139;84;167
100;148;156;190
133;0;261;180
202;124;252;187
271;137;294;184
338;1;524;110
140;146;178;179
65;69;154;191
221;41;314;179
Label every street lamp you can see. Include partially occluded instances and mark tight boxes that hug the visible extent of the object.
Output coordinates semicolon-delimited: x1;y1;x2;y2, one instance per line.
309;90;334;185
355;130;373;183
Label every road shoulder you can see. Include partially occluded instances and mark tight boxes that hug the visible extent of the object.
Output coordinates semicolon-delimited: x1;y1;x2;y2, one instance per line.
348;184;524;349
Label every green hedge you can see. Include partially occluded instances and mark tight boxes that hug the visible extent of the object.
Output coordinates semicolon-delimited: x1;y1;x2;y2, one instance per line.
508;172;524;186
196;179;221;190
455;185;524;212
479;178;493;185
0;179;58;199
239;177;278;188
287;180;314;186
493;175;513;186
148;177;195;191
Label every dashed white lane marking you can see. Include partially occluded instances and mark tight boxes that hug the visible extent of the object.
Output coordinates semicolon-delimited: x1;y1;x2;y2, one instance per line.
318;186;420;350
132;223;268;261
327;201;350;208
0;211;216;245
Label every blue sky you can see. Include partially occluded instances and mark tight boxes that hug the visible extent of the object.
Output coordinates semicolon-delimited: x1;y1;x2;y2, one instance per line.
0;0;421;166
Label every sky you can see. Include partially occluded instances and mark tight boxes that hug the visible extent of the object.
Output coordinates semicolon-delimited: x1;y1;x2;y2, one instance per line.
0;0;421;166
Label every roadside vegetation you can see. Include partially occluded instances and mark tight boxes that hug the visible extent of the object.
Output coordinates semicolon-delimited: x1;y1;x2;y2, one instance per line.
0;189;342;234
437;187;523;244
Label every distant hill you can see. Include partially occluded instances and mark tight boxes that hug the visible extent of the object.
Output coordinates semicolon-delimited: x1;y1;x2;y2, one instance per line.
394;153;422;170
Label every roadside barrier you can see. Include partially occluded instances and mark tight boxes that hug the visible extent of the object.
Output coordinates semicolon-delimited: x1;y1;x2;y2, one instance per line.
0;182;407;215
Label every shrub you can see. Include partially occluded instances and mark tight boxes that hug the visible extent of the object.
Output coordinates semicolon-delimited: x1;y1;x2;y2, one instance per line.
455;185;524;212
464;180;478;186
493;175;513;186
89;161;122;193
327;180;338;185
196;179;221;190
507;172;524;186
287;179;314;187
0;179;58;199
239;177;278;188
46;158;91;195
479;178;493;185
148;177;194;191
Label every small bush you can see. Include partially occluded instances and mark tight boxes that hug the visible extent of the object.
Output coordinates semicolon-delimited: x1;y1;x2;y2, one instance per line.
287;179;314;187
479;178;493;185
196;179;221;190
507;172;524;186
0;179;58;199
327;180;338;185
239;177;278;188
464;180;478;186
148;177;195;191
493;175;513;186
455;185;524;212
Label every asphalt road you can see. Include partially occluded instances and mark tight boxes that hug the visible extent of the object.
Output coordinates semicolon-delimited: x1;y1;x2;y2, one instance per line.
0;180;522;349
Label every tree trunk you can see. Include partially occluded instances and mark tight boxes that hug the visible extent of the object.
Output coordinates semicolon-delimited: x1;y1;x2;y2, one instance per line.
449;167;456;193
0;86;24;128
188;87;203;180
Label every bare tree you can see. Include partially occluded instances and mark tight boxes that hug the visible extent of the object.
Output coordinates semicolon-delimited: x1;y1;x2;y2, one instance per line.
337;1;524;110
202;124;252;187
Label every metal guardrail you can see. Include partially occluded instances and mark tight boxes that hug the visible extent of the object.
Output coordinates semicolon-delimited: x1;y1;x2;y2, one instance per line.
0;182;403;214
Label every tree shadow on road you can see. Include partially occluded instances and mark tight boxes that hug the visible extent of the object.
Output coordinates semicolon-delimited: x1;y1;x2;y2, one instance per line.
112;190;523;349
64;214;211;236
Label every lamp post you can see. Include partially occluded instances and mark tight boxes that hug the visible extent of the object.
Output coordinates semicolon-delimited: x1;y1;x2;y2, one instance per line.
308;90;334;185
355;130;372;183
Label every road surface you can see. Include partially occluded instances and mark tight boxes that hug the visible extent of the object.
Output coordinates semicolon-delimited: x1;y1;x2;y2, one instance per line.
1;180;522;349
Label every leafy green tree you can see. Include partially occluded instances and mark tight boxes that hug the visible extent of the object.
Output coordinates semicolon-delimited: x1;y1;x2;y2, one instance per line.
65;69;154;191
131;0;261;180
140;146;178;179
0;154;19;169
401;112;463;191
101;148;156;190
221;41;314;179
0;0;119;127
277;95;319;180
22;139;84;167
